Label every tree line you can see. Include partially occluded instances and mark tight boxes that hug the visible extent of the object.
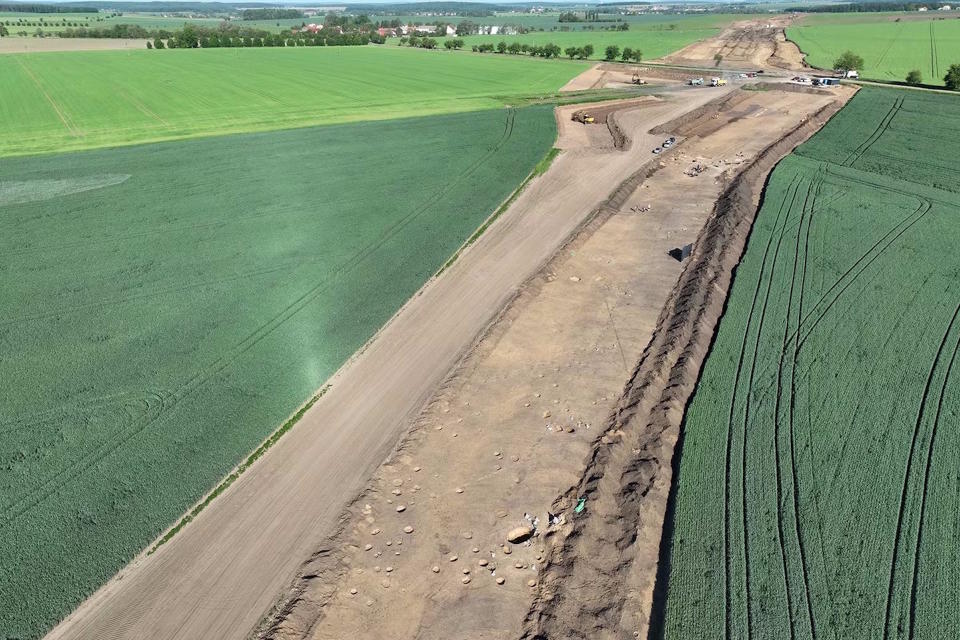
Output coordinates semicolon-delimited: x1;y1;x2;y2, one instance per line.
786;2;953;11
240;9;304;21
0;3;97;12
139;24;379;49
835;50;960;90
401;38;643;62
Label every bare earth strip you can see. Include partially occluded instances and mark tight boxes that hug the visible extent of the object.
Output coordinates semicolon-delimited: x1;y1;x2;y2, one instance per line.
251;87;853;640
0;38;149;53
44;85;731;640
658;16;806;71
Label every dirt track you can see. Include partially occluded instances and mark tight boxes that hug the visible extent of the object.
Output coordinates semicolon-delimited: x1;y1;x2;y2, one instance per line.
241;87;853;640
0;38;149;53
43;84;732;640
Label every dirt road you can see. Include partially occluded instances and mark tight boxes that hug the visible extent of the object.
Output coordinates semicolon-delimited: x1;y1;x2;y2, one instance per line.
44;85;733;640
0;38;149;53
252;86;852;640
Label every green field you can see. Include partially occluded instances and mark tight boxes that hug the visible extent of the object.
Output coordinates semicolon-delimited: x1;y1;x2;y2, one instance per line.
658;87;960;639
0;46;585;157
788;17;960;84
0;105;556;639
0;11;225;33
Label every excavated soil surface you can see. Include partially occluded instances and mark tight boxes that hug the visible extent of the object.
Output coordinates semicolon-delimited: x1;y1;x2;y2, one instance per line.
659;16;806;71
254;85;853;640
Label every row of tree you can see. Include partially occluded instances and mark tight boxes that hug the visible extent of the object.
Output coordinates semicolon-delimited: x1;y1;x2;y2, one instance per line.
0;2;96;12
239;9;304;21
140;23;378;49
905;65;960;88
786;2;953;12
834;50;960;89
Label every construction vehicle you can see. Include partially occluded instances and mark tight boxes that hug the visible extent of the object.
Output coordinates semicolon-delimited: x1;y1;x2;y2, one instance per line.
571;110;595;124
689;77;704;86
631;72;647;85
711;77;727;87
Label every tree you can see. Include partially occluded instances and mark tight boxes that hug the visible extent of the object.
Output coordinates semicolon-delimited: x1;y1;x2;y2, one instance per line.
565;46;579;59
444;38;455;49
496;40;507;53
420;37;437;49
714;53;723;66
582;44;594;59
146;39;152;48
604;44;620;61
621;46;633;61
154;36;165;49
945;64;960;90
543;43;561;58
905;69;923;85
508;41;521;54
632;49;643;62
833;50;864;74
0;24;8;37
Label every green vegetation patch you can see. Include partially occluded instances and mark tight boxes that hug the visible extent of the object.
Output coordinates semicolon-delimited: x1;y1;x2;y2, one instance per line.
0;45;585;157
788;18;960;85
0;105;557;640
659;87;960;639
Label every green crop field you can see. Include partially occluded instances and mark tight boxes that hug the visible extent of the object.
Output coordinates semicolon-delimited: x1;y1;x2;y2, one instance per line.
0;46;585;157
657;87;960;639
788;17;960;84
0;11;225;33
0;105;556;639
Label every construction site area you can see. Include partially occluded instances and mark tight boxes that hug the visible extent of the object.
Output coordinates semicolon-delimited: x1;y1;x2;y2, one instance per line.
252;80;856;640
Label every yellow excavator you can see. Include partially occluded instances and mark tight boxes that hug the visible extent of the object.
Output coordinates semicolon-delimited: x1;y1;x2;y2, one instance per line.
571;110;595;124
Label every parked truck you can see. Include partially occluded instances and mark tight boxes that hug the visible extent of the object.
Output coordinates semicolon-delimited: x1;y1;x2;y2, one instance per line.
711;77;727;87
689;77;704;86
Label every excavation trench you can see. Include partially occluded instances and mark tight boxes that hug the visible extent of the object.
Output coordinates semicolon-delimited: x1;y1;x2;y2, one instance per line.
520;93;854;640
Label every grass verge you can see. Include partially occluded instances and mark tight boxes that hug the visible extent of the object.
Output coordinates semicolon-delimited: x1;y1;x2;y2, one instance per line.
436;145;562;277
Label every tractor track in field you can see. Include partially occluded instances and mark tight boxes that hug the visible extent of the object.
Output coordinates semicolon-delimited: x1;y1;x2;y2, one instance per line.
929;23;939;81
0;109;519;530
874;21;905;71
722;173;800;639
3;109;518;327
882;298;960;640
776;175;822;640
14;57;81;138
742;182;933;411
770;180;810;640
907;314;960;638
842;97;902;168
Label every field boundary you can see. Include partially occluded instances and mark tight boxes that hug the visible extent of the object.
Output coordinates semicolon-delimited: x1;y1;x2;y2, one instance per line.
436;143;561;278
